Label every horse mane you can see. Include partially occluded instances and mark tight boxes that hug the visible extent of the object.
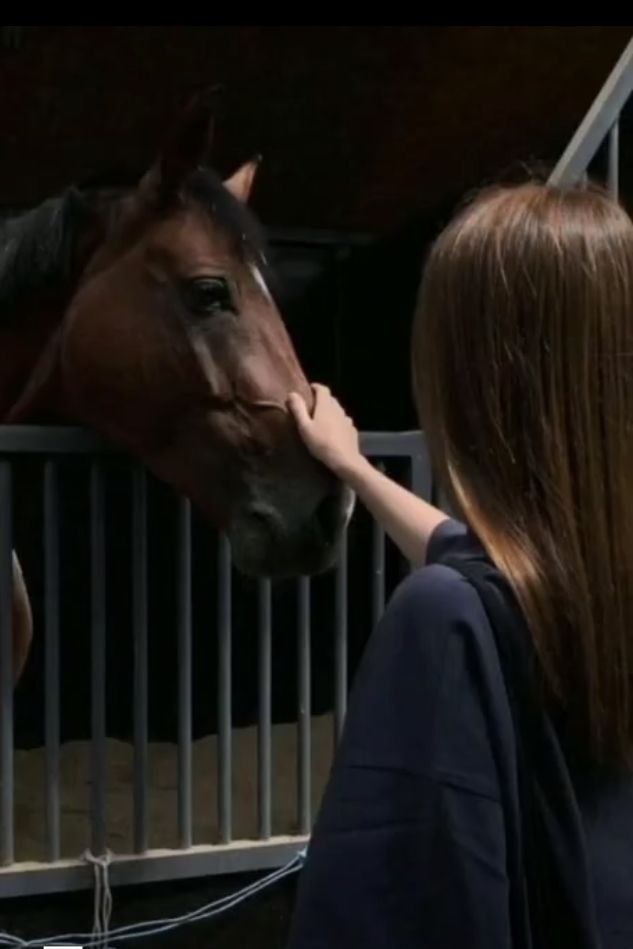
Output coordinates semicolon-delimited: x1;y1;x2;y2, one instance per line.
0;188;97;320
0;167;273;325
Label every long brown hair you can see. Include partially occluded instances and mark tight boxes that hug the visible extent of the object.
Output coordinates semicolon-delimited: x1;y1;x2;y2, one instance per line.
413;182;633;766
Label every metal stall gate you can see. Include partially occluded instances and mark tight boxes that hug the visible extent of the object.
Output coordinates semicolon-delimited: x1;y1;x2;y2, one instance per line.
548;35;633;195
0;426;432;898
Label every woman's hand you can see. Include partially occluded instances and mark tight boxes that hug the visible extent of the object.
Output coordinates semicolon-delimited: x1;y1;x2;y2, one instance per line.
287;384;365;480
288;383;447;567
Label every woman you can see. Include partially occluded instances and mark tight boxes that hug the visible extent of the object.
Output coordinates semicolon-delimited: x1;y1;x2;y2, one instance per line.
285;182;633;948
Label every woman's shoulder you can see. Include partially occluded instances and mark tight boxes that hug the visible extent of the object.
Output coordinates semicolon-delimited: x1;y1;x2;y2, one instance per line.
384;516;491;645
386;561;483;635
353;517;495;714
337;518;502;783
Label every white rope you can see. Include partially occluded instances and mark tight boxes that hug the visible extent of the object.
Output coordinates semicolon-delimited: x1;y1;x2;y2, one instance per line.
0;848;307;947
82;849;113;948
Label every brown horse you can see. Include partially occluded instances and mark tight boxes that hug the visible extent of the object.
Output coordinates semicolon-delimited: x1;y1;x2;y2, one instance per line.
0;90;353;683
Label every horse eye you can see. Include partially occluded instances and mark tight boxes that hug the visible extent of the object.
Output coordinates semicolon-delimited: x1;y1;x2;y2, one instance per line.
182;277;234;317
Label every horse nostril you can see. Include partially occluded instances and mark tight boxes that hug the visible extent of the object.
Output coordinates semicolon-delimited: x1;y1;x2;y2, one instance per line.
314;492;343;543
249;509;269;526
238;505;282;548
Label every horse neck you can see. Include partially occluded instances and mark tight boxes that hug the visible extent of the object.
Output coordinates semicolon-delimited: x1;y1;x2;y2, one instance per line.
0;190;114;424
0;296;70;424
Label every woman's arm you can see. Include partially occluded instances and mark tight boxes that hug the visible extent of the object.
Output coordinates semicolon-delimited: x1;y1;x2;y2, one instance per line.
288;385;448;566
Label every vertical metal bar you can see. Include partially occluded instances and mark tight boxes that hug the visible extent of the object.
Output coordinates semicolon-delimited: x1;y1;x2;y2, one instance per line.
90;462;107;857
608;118;620;199
409;439;434;573
177;497;192;850
410;436;432;501
297;576;311;835
372;461;386;625
430;460;443;510
0;462;13;865
44;461;60;862
333;246;349;391
437;485;455;517
217;534;232;843
334;529;348;742
257;578;272;840
132;468;148;854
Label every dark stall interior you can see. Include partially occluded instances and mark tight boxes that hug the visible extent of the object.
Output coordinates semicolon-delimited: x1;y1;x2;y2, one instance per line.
1;24;632;948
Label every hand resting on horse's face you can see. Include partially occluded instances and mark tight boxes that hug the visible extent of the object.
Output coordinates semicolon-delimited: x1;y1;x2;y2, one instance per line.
288;384;447;567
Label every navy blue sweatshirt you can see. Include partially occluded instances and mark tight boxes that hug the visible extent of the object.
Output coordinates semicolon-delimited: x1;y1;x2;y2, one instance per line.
287;519;633;948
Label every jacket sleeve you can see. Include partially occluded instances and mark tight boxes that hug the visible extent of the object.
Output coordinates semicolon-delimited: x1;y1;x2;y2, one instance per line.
286;565;512;949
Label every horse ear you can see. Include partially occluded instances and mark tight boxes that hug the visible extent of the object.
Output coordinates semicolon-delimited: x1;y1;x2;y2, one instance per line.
142;87;221;205
224;157;261;204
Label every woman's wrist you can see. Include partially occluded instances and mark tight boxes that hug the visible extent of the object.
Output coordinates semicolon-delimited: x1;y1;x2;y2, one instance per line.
335;452;376;490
